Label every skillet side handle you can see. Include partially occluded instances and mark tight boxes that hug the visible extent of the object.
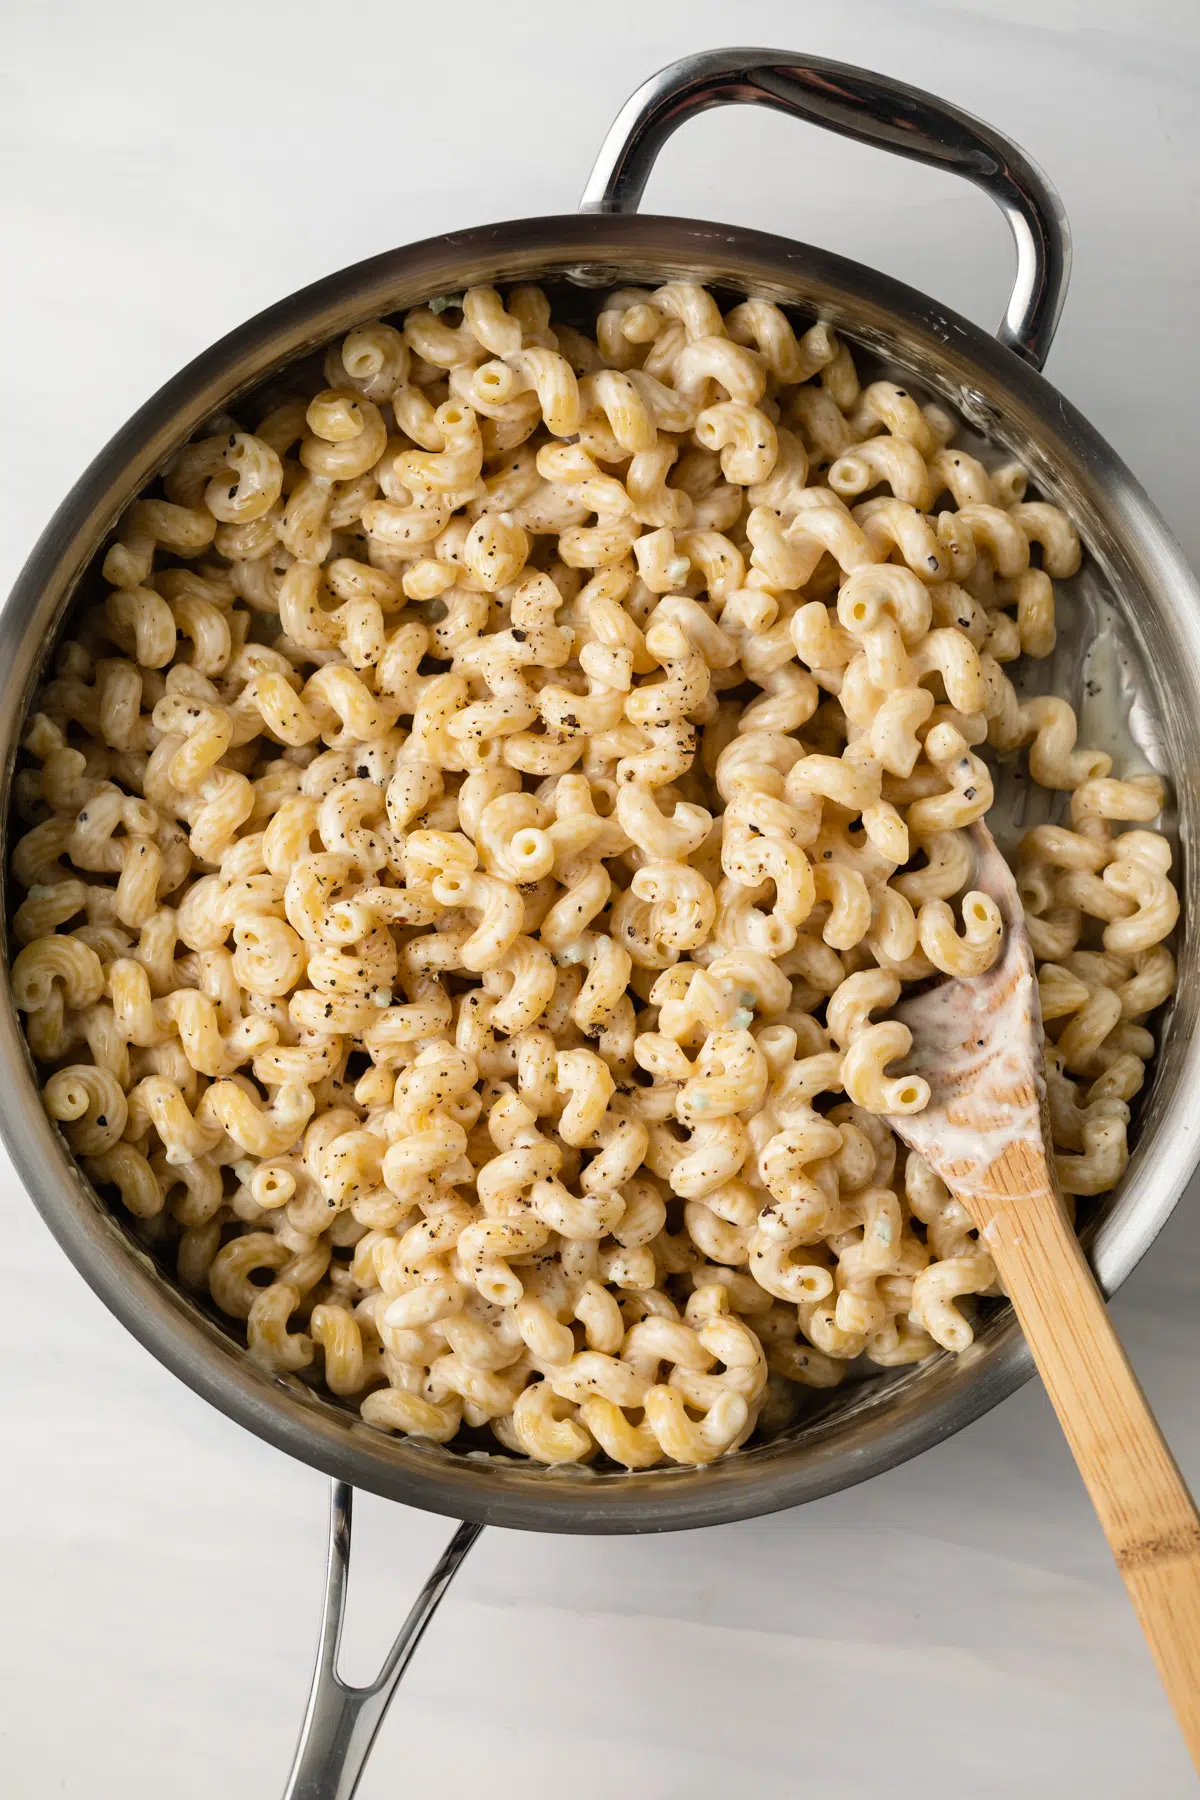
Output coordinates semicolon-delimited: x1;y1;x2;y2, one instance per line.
282;1481;482;1800
579;46;1070;371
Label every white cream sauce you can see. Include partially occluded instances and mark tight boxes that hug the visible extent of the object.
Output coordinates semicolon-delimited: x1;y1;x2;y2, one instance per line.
892;829;1049;1199
1076;596;1161;779
896;966;1046;1196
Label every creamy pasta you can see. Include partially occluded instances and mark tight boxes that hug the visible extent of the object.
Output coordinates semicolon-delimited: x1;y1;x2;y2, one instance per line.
10;281;1178;1469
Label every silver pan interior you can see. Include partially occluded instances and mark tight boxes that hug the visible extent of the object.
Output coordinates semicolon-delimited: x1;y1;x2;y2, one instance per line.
2;214;1196;1534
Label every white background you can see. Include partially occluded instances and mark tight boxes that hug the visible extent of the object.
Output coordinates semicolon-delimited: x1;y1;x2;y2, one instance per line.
3;2;1200;1794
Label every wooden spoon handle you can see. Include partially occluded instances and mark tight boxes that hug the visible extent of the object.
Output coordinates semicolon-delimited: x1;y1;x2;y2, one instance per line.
981;1140;1200;1767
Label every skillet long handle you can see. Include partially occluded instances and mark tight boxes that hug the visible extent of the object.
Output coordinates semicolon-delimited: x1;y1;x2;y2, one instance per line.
282;1481;482;1800
981;1140;1200;1769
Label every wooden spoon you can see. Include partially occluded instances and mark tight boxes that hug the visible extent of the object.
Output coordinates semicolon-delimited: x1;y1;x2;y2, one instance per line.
890;820;1200;1769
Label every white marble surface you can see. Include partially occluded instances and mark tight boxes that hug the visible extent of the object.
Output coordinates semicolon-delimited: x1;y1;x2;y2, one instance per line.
3;3;1200;1794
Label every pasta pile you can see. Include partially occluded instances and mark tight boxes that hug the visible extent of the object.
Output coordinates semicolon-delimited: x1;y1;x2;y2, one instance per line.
10;281;1178;1469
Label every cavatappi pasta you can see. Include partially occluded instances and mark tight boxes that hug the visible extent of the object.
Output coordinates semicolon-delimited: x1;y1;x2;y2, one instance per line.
11;281;1178;1468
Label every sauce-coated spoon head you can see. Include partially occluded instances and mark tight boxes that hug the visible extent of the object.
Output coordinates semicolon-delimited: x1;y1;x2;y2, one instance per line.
889;819;1050;1202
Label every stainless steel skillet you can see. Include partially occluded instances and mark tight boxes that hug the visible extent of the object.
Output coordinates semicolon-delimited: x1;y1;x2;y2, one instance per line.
3;47;1197;1800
